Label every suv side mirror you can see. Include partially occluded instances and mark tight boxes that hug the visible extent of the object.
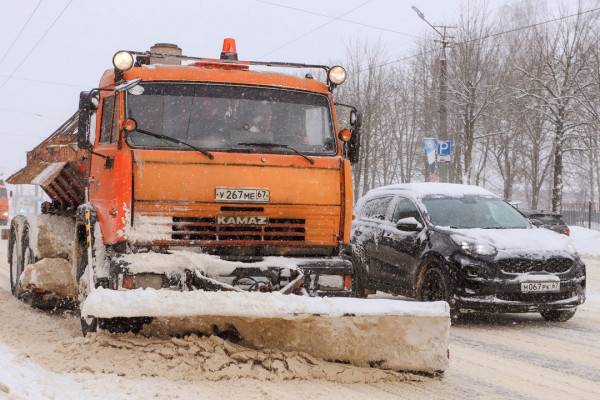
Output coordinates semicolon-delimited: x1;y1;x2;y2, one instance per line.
78;91;94;150
396;217;423;231
530;218;544;227
348;110;361;164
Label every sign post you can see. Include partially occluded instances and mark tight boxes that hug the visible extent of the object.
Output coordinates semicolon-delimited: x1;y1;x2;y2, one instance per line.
422;138;438;182
422;138;453;182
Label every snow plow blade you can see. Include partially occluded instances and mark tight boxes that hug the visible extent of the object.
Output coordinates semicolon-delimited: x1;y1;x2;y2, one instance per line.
82;289;450;373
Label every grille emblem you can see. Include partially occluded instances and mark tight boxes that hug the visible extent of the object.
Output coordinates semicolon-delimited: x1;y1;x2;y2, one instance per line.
216;216;268;225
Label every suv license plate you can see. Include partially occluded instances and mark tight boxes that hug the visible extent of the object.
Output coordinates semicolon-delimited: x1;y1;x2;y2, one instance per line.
521;282;560;293
215;188;270;203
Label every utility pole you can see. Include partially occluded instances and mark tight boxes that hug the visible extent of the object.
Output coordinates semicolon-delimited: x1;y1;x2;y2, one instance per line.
412;6;454;183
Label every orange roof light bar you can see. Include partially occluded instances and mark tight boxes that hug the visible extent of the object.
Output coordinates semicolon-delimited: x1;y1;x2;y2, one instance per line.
220;37;238;60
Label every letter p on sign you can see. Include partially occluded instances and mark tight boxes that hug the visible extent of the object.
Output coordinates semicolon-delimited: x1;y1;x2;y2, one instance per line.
437;140;453;162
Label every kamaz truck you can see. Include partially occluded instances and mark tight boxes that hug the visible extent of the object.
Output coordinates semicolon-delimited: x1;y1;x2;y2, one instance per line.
5;39;449;373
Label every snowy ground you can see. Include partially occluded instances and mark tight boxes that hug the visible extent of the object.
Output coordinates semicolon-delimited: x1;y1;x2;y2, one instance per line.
1;230;600;399
570;226;600;257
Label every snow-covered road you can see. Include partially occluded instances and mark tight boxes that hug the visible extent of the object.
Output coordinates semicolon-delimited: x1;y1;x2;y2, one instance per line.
1;235;599;399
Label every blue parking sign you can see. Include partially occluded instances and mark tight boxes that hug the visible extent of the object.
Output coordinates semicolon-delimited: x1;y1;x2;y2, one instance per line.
437;140;453;162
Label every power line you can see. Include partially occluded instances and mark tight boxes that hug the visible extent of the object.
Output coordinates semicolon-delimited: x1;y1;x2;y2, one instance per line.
358;5;600;73
256;0;420;39
459;5;600;45
0;0;74;91
0;0;44;66
0;107;62;120
260;0;374;59
0;74;85;89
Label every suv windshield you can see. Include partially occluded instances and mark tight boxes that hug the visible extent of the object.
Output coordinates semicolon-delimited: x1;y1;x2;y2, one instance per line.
422;196;529;229
125;83;336;155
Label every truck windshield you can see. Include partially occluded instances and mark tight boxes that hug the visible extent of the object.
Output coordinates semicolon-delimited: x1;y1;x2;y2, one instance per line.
422;196;530;229
125;83;336;155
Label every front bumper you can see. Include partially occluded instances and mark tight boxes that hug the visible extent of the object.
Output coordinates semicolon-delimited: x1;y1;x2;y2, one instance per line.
457;287;585;313
452;254;586;313
108;252;353;297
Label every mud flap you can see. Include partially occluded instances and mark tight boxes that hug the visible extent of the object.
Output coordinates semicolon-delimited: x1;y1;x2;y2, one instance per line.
82;289;450;373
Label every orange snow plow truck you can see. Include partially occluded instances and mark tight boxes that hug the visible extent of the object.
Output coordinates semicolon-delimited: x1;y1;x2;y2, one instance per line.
5;40;449;373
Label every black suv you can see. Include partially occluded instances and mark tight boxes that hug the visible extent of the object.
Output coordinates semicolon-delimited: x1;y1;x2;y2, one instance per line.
351;183;586;322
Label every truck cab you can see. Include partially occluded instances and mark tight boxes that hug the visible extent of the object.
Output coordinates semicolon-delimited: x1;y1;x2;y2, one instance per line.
73;40;362;296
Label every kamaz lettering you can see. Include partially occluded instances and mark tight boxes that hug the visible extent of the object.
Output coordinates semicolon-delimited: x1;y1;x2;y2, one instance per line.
216;216;268;225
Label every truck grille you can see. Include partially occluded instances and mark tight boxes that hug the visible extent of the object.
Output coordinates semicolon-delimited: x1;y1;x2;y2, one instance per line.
497;257;573;274
171;217;306;242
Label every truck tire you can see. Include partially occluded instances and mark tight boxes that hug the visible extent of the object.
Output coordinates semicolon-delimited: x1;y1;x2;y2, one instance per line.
8;217;34;296
8;226;22;296
540;309;576;322
351;254;369;298
75;221;98;336
80;316;98;336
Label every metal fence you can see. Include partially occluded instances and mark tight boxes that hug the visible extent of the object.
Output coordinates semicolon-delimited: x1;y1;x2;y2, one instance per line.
561;202;600;231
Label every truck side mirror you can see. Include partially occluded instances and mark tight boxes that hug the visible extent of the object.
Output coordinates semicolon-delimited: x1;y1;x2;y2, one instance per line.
348;111;361;164
78;91;93;150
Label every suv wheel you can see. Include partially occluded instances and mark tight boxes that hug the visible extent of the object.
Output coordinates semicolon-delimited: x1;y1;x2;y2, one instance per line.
420;265;460;322
540;309;576;322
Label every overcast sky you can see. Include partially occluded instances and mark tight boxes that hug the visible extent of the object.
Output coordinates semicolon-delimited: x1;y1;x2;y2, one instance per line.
0;0;566;177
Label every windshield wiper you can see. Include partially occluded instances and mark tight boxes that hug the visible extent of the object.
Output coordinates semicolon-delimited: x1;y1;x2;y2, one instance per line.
236;142;314;164
134;128;214;160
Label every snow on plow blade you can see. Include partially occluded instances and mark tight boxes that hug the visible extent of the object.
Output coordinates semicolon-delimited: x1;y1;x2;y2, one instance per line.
82;289;450;373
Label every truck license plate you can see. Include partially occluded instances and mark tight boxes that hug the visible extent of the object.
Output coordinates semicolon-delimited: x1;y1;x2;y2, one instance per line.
520;282;560;293
215;188;270;203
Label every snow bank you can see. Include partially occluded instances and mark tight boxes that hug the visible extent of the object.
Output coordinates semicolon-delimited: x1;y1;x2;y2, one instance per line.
83;288;448;319
53;333;418;383
0;343;100;400
569;226;600;257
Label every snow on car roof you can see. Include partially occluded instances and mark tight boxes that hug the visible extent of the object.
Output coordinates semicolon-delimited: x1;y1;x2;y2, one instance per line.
368;182;497;199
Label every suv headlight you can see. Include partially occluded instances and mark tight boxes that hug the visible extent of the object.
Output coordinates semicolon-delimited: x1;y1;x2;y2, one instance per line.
451;235;497;257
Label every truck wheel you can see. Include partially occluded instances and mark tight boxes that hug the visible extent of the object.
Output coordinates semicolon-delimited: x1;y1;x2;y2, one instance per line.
75;222;98;336
9;219;33;296
540;309;576;322
8;226;22;296
80;316;98;336
351;255;369;298
419;264;460;322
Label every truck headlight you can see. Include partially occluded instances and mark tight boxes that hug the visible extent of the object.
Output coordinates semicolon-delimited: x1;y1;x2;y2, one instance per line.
317;275;344;290
2;211;7;217
451;235;497;257
328;65;347;85
113;51;134;71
